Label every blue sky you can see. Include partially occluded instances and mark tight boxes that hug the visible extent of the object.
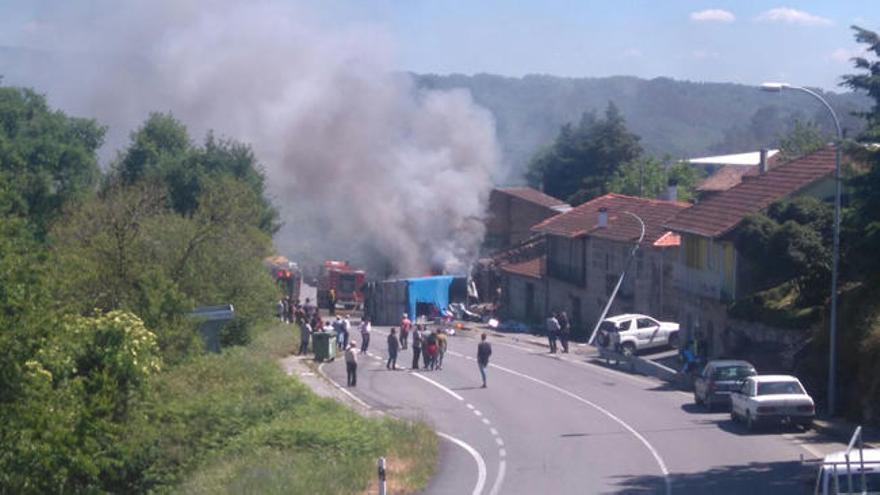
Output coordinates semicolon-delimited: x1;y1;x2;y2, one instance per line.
2;1;878;91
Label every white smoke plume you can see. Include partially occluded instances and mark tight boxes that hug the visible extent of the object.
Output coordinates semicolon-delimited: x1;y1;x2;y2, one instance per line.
3;1;500;277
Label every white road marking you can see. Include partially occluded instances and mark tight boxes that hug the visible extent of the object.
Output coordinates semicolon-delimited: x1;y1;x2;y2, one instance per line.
489;362;672;495
489;459;506;495
490;428;499;436
495;437;504;446
466;403;475;410
316;362;373;410
474;409;483;417
783;433;826;458
482;418;491;425
410;371;464;401
499;448;506;457
437;432;487;495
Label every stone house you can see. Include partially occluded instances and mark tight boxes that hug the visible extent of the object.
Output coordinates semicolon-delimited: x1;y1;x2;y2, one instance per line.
500;193;689;338
663;146;844;357
484;187;570;251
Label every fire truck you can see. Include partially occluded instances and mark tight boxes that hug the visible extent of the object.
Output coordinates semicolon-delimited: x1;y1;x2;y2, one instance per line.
317;260;366;310
264;256;302;302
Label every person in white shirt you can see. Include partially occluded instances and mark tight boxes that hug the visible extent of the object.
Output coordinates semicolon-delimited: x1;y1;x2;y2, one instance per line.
344;342;358;387
359;317;372;354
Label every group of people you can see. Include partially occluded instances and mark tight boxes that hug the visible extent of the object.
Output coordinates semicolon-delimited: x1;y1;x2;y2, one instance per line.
545;311;571;354
384;313;449;372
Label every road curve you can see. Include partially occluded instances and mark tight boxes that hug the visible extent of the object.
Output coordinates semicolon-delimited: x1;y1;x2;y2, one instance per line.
322;326;840;494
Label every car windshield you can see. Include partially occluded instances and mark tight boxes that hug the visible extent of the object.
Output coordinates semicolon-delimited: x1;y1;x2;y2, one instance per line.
830;471;880;493
757;381;805;395
712;366;756;381
600;321;619;332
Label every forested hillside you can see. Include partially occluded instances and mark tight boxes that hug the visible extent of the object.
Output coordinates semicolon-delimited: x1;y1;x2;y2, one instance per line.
414;73;870;181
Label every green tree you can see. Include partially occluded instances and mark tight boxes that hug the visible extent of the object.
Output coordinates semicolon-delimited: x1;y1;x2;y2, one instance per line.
112;114;280;235
0;85;105;237
842;26;880;278
527;102;642;205
778;120;826;161
607;156;705;201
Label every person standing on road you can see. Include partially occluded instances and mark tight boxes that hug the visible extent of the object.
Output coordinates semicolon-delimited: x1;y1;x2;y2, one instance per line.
400;313;411;350
411;325;423;370
557;311;571;353
359;317;371;354
545;313;560;353
342;315;352;350
425;330;438;370
333;316;344;350
387;328;400;370
345;342;358;387
436;330;448;370
299;320;312;355
328;288;337;315
477;333;492;388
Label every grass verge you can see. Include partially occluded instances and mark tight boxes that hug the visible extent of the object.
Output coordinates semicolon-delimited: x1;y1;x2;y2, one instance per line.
121;323;437;494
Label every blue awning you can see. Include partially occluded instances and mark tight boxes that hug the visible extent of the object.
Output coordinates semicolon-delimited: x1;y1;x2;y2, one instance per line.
407;276;455;319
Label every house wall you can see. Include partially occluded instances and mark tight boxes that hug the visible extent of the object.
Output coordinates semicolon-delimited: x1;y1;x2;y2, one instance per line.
486;191;559;250
501;273;546;324
502;234;679;339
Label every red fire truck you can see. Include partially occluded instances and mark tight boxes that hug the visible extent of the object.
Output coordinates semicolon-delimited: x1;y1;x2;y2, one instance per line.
264;256;302;302
317;260;366;310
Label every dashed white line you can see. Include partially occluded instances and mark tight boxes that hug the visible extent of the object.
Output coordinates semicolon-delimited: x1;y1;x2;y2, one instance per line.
490;427;499;436
495;437;504;446
436;432;487;495
474;409;483;417
466;403;475;410
499;448;507;458
482;418;491;425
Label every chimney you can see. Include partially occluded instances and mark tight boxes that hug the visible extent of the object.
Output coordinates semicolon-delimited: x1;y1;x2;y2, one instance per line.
759;148;769;174
666;179;678;202
598;207;608;228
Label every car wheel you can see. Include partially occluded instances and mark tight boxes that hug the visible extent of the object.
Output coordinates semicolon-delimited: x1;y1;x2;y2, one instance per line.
694;392;703;406
730;410;739;423
746;411;755;432
622;342;636;357
703;399;713;412
668;331;679;348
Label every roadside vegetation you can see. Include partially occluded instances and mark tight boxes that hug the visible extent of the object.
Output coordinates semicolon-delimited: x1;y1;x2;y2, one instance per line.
0;83;435;493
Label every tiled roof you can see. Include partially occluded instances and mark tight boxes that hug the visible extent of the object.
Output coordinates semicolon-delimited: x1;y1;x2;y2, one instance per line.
497;187;569;209
665;146;841;238
531;193;690;245
696;154;784;192
500;256;544;279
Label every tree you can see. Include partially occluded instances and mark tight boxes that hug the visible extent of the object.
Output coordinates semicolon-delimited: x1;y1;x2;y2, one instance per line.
527;102;642;205
0;85;105;237
607;156;705;201
112;115;280;235
778;120;826;162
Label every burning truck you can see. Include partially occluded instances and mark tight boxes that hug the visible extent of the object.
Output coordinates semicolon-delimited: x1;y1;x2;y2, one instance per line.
317;260;366;310
264;255;302;303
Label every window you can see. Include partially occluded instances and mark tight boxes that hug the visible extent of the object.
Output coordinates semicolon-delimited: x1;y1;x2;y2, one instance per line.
637;318;656;329
757;381;806;396
712;366;756;380
684;235;708;269
619;320;632;331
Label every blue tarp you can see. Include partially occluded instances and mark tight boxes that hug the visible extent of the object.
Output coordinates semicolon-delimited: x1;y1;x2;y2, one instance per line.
407;276;455;320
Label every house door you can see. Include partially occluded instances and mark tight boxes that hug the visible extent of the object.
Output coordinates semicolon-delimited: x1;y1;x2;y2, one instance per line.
526;282;535;321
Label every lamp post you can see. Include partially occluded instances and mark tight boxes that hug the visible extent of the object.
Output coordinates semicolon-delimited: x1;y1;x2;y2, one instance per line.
761;82;843;416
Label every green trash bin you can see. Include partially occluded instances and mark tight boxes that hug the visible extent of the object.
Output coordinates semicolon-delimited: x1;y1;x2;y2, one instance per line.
312;332;335;362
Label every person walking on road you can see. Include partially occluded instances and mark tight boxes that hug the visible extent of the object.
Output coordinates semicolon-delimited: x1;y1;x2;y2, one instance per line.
345;342;358;387
557;311;571;353
386;328;400;370
400;313;411;350
411;325;423;370
299;320;312;355
436;330;448;370
477;333;492;388
546;313;560;353
359;317;371;354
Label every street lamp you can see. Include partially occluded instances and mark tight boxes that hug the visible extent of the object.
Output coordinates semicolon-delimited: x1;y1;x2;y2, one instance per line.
761;82;843;416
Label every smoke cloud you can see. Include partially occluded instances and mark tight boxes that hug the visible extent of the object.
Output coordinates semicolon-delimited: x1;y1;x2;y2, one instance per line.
3;1;500;277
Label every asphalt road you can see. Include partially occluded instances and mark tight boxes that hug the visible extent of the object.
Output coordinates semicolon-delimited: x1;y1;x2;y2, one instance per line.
321;325;847;494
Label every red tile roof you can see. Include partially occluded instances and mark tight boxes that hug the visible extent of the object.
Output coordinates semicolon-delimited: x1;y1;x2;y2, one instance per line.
500;256;544;279
665;146;841;238
696;154;783;193
531;193;690;245
497;187;568;209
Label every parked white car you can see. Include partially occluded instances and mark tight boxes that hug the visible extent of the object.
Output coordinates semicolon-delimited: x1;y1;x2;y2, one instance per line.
596;313;680;356
730;375;815;431
814;448;880;494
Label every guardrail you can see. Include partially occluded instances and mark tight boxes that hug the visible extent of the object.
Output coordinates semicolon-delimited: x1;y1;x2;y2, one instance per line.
597;346;688;388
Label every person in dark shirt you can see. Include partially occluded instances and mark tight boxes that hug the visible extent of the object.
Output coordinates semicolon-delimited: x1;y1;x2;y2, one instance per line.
557;311;571;353
386;328;400;370
411;325;423;370
477;333;492;388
